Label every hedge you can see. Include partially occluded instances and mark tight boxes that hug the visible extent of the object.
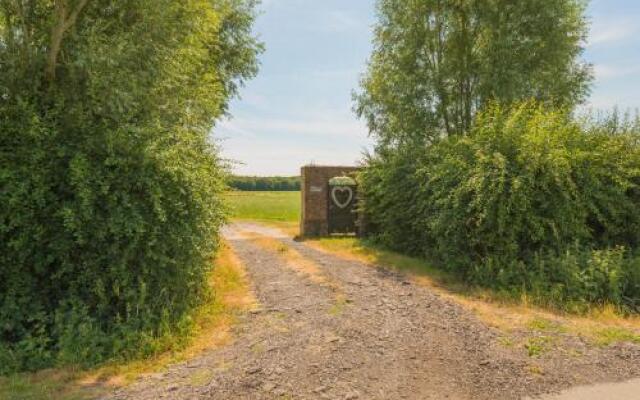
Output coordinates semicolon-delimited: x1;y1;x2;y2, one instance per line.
360;104;640;312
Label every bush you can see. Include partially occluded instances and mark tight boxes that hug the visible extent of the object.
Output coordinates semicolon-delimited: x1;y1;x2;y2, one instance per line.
360;103;640;312
0;1;261;374
1;105;226;374
228;176;301;191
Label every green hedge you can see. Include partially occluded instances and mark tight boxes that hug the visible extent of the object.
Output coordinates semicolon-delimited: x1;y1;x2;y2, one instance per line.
360;104;640;312
0;1;261;374
0;104;226;374
228;176;301;191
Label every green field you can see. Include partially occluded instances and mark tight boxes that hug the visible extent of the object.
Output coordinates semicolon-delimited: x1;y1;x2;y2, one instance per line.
224;191;300;222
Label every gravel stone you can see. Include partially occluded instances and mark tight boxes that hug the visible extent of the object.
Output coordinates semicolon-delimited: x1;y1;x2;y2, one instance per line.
103;223;640;400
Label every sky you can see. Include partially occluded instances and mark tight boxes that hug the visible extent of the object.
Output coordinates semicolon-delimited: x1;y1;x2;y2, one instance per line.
217;0;640;176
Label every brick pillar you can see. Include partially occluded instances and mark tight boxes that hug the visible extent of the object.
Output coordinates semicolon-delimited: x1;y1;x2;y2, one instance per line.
300;165;360;237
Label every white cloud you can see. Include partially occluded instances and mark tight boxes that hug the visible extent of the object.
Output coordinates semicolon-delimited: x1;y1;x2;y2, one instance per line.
589;19;638;46
593;64;640;80
219;131;371;176
216;111;369;140
584;94;619;110
227;142;365;174
215;110;373;175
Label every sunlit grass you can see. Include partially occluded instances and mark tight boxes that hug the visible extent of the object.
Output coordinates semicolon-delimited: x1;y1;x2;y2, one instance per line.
595;327;640;347
238;229;348;317
224;191;300;223
302;236;640;346
0;243;253;400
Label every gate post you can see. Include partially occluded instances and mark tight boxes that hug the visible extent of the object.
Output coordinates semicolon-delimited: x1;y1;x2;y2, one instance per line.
300;165;360;237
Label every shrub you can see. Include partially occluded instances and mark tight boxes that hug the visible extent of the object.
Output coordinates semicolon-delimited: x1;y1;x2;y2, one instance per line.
228;176;301;191
1;101;226;374
360;103;640;312
0;1;261;373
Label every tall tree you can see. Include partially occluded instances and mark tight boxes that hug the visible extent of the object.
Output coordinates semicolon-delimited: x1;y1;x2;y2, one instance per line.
0;0;262;372
355;0;593;148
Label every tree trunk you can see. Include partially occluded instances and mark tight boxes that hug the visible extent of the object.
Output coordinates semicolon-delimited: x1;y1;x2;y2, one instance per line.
45;0;89;82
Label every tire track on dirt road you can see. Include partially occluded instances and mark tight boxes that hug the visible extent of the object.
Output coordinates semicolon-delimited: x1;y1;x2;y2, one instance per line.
105;222;640;400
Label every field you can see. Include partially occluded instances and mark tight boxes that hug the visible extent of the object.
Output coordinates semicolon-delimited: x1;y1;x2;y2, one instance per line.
224;191;300;222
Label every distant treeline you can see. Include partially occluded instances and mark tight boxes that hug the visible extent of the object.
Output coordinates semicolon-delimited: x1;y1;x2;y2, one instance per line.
228;176;301;191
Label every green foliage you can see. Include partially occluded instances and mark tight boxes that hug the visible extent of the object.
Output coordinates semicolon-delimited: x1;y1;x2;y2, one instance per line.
360;104;640;312
0;0;261;373
356;0;592;147
228;176;301;191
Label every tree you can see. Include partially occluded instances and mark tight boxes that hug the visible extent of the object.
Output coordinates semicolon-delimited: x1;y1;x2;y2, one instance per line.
355;0;593;148
0;0;261;372
227;176;302;191
359;103;640;312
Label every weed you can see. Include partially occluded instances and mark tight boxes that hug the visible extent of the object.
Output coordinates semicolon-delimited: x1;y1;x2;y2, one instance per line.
526;318;566;333
565;348;584;358
524;336;554;357
250;342;265;354
595;328;640;347
498;337;515;347
329;296;348;316
527;364;544;375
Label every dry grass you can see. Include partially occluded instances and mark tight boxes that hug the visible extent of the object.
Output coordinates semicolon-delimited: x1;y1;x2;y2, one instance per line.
240;217;640;347
267;221;299;238
0;242;253;400
240;230;347;314
303;236;640;346
244;232;330;287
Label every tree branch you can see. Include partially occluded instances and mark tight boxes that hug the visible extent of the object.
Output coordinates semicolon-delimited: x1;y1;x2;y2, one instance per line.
45;0;89;82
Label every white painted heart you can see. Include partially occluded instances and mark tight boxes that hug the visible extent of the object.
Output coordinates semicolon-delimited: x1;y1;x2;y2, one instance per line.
331;186;353;209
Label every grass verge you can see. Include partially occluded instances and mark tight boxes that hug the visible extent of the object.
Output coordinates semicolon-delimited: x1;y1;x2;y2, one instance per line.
0;242;253;400
301;236;640;347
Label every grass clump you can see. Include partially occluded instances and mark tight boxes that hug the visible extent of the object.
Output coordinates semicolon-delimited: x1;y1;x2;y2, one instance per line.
524;336;554;358
595;328;640;347
329;296;349;316
526;318;566;333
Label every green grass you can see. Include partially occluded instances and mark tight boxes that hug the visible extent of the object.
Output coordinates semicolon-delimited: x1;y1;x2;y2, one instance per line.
224;191;300;222
524;336;554;357
0;371;94;400
595;327;640;347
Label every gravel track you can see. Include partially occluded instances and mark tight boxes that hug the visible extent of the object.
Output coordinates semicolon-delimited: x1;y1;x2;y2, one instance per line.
105;222;640;400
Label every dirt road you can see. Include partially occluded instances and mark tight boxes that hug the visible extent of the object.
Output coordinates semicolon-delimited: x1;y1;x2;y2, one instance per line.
106;223;640;400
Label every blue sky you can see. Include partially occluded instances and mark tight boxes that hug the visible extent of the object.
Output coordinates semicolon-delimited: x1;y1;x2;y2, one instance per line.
217;0;640;176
